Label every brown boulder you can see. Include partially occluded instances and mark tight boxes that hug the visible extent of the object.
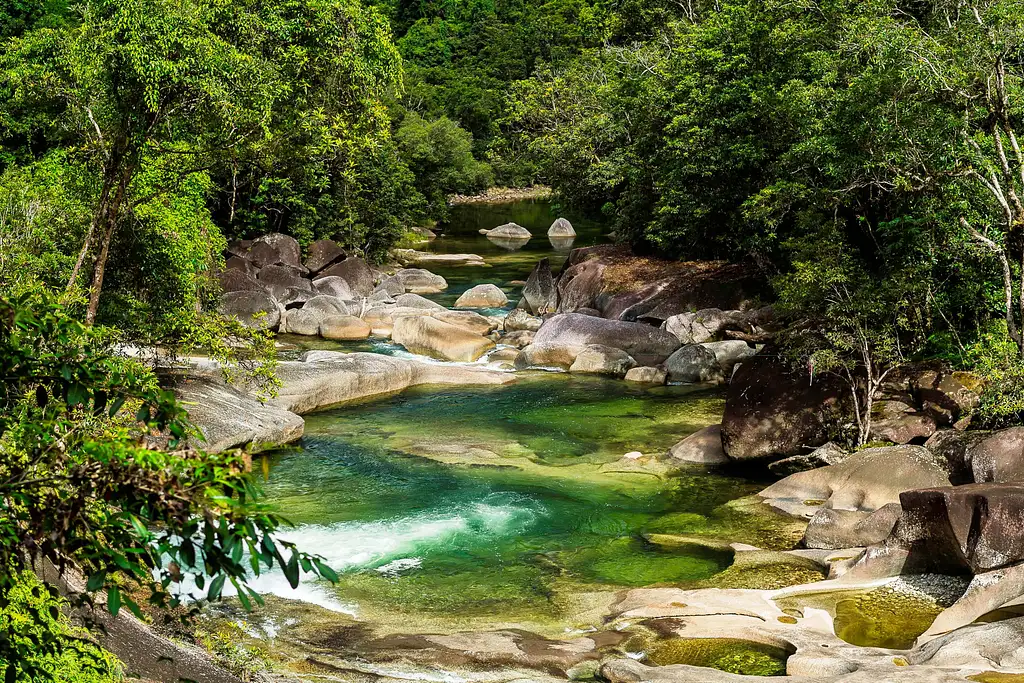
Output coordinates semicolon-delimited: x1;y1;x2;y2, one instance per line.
523;258;558;315
969;427;1024;484
721;350;847;461
253;232;302;268
668;425;728;464
320;315;371;340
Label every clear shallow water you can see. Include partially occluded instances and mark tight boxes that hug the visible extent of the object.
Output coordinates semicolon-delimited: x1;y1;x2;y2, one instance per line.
255;201;778;633
419;200;610;307
254;375;769;626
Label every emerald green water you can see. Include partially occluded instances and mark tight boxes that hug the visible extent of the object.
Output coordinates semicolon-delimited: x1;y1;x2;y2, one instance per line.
254;374;769;628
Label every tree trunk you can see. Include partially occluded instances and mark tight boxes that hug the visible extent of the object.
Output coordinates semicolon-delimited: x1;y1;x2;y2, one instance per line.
85;157;135;325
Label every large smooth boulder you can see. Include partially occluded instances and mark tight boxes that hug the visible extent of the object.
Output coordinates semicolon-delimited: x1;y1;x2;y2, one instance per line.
722;351;848;461
804;503;903;550
224;255;257;276
253;232;302;268
568;345;636;376
531;313;680;366
395;293;445;310
246;240;283;269
504;308;543;332
487;222;531;239
668;425;728;464
257;264;312;302
174;373;303;453
218;290;280;330
269;352;514;415
431;309;496;336
554;245;766;323
514;343;585;370
315;257;375;296
702;340;757;373
395;268;447;294
663;308;751;344
392;316;495;362
218;268;264;294
624;366;667;384
548;218;576;237
455;284;508;308
968;427;1024;484
760;445;950;521
663;345;723;384
522;258;558;315
304;239;347;274
302;295;349;321
280;308;320;336
320;314;371;340
225;239;253;260
313;275;357;300
768;442;849;477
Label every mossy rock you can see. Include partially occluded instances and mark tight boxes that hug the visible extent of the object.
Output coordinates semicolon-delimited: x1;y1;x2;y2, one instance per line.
645;637;789;676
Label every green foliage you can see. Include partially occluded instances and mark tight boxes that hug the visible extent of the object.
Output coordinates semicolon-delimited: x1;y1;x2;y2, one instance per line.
0;290;333;681
394;111;493;217
195;620;272;680
0;573;123;683
962;325;1024;428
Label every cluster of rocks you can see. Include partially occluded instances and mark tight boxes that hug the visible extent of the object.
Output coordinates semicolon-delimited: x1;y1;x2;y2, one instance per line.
477;218;577;250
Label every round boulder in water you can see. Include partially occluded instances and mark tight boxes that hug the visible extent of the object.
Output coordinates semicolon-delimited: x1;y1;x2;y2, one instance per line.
548;217;576;237
455;284;508;309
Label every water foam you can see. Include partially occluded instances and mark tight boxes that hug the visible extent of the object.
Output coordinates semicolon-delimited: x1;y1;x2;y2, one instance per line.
231;494;543;612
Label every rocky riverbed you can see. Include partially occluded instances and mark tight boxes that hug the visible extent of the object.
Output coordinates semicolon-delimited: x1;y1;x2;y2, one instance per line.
152;200;1024;683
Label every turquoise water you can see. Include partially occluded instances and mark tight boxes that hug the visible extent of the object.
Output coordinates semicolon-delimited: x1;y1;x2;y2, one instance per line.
253;375;771;626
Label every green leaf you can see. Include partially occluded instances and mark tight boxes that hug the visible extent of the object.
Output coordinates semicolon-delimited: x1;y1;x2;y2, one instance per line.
107;587;121;616
284;552;300;589
313;559;338;583
67;383;87;407
86;571;107;592
208;574;226;601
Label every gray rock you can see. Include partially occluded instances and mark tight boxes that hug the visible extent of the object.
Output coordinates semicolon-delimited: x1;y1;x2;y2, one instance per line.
531;313;680;366
217;268;264;294
486;222;532;239
548;217;576;237
304;239;346;274
664;345;724;384
302;295;350;320
768;442;849;476
624;366;667;384
313;275;357;300
669;424;728;464
276;287;312;309
702;340;757;374
217;290;280;330
374;275;407;297
257;264;312;297
522;258;558;315
395;268;447;294
395;293;446;310
253;232;302;268
568;344;637;376
224;255;257;275
280;308;320;335
504;308;543;332
804;503;903;549
315;257;375;296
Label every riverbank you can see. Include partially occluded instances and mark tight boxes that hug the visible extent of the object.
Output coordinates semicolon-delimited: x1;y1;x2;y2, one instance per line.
448;185;553;205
